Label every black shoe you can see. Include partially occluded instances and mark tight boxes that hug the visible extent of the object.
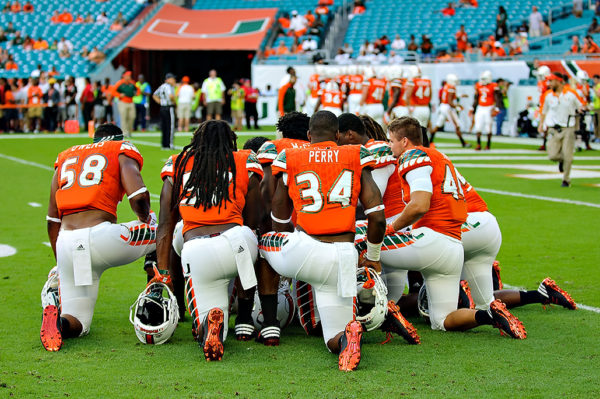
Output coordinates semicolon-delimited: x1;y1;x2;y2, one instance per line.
256;326;280;346
558;161;564;172
561;180;570;187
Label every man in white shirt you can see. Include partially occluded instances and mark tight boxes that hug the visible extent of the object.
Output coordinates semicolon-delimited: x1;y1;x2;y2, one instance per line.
176;76;195;132
391;34;406;51
57;37;73;57
302;36;318;51
539;74;583;186
529;6;543;37
289;10;308;35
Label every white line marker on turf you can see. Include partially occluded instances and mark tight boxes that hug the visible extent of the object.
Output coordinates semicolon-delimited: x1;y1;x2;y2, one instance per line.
0;244;17;257
477;188;600;208
28;202;42;207
0;153;53;171
42;242;51;247
504;284;600;314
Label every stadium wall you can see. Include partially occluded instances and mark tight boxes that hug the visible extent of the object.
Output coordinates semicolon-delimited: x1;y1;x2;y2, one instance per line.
253;61;537;132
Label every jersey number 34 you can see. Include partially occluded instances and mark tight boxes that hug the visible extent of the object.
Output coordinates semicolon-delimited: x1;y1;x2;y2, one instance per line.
296;169;354;213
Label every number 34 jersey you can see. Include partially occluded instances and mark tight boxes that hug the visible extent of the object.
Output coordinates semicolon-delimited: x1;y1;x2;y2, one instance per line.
272;141;375;235
398;146;467;240
54;140;143;218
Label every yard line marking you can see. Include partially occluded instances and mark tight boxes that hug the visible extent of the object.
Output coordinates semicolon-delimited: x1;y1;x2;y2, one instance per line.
131;139;183;150
442;149;543;155
504;284;600;314
0;153;53;171
450;155;600;161
28;202;42;207
455;163;600;171
478;188;600;208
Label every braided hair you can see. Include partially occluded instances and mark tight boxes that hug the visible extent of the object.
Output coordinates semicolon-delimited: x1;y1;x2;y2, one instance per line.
359;115;388;141
172;120;238;212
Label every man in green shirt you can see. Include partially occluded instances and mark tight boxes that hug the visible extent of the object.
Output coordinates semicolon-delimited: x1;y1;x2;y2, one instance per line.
112;71;140;137
133;74;151;132
228;81;245;131
201;69;226;120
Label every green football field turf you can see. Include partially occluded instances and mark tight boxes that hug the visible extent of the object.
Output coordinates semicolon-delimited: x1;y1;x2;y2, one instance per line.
0;130;599;398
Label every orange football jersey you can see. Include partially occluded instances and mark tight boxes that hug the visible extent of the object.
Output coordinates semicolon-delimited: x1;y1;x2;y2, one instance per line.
54;140;143;218
382;165;405;219
321;86;344;109
364;139;395;169
257;138;310;165
389;78;407;107
410;78;432;106
397;146;467;239
175;150;263;233
308;74;322;99
271;142;375;235
348;74;364;95
454;168;488;213
475;82;498;106
440;83;456;105
160;154;178;181
364;77;386;104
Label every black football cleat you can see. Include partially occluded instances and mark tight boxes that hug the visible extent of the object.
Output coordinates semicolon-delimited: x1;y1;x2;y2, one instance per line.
489;299;526;339
538;277;577;310
256;326;280;346
381;300;420;344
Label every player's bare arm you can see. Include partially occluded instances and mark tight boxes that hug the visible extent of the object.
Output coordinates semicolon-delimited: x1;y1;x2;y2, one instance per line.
156;176;178;274
46;169;60;259
391;190;431;232
119;153;150;223
242;174;263;231
259;164;274;219
358;168;386;272
270;175;294;232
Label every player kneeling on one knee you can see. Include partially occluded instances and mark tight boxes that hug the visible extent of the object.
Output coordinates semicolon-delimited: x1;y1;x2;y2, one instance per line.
378;117;526;339
260;111;386;371
41;124;157;351
156;120;264;361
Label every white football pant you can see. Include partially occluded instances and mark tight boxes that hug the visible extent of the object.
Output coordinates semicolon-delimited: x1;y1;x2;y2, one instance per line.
391;106;409;120
260;230;356;346
364;103;384;126
172;219;184;257
347;94;362;115
473;105;494;134
181;225;258;341
322;106;342;117
374;227;463;331
304;97;319;117
461;211;502;309
435;103;460;129
57;220;156;335
411;106;430;128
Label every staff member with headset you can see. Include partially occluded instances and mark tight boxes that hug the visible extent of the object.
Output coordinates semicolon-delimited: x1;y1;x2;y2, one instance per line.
539;73;584;187
153;73;176;150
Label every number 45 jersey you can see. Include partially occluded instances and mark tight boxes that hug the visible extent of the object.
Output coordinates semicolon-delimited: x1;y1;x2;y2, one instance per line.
54;140;143;218
398;147;467;240
272;141;375;235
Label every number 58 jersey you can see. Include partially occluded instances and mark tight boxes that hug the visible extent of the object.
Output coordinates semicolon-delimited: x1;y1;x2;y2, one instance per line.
398;146;467;240
272;141;375;235
54;140;143;218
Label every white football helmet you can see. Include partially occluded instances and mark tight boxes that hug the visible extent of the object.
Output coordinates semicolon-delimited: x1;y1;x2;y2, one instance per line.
537;65;551;79
355;267;388;331
130;282;179;345
480;70;492;85
417;284;430;323
576;70;589;82
446;73;459;86
41;266;59;309
406;65;421;79
252;279;296;329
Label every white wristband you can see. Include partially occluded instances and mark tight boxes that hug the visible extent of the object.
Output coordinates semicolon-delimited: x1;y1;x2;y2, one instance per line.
365;241;382;262
271;212;292;224
46;216;61;224
127;186;148;200
364;204;385;215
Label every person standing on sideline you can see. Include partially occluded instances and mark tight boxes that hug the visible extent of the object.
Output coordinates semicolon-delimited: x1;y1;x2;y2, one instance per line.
539;74;584;187
133;74;151;132
176;76;194;132
153;73;176;150
228;80;245;131
80;77;95;131
243;79;260;129
112;71;139;137
201;69;226;120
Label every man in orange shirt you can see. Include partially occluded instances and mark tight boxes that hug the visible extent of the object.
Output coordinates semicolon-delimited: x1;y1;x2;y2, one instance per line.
362;117;526;339
33;37;49;50
112;71;140;136
41;123;157;351
27;78;43;132
260;111;386;371
276;41;290;55
23;1;33;12
278;75;296;116
430;74;469;147
5;55;18;70
10;1;21;12
471;70;500;150
455;25;468;52
582;35;600;53
59;9;74;24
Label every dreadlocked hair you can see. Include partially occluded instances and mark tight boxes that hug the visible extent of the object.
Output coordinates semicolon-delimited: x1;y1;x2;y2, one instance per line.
359;115;388;142
172;120;238;212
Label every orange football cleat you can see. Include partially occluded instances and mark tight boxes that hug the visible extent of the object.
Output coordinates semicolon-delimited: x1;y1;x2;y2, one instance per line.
489;299;527;339
539;277;577;310
40;305;62;352
202;308;224;361
381;300;420;344
338;320;363;372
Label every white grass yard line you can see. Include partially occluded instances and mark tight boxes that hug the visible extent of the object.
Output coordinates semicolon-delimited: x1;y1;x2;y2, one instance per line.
450;155;600;161
441;149;543;155
28;202;42;207
130;139;183;151
503;284;600;314
478;187;600;208
0;153;53;171
513;171;600;180
455;163;600;171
